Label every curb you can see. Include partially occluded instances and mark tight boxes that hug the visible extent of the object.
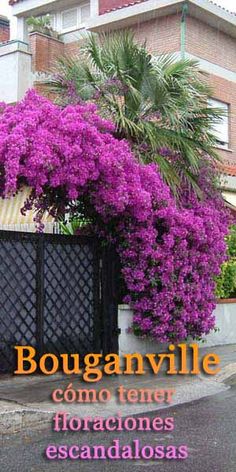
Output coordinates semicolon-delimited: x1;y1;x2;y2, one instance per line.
1;363;236;436
214;362;236;383
0;408;54;435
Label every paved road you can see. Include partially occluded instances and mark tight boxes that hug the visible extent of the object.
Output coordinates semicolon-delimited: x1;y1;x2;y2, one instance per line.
1;376;236;472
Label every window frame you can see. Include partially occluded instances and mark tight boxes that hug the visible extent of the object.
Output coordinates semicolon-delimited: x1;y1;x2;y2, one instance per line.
80;3;91;23
208;98;230;150
60;3;90;33
61;7;79;33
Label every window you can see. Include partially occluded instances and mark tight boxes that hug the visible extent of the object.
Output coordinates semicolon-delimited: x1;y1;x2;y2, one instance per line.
61;3;90;32
61;8;78;31
81;4;90;22
208;98;229;149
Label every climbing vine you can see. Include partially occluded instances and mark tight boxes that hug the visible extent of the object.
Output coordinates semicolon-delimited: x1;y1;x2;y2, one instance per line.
0;91;229;342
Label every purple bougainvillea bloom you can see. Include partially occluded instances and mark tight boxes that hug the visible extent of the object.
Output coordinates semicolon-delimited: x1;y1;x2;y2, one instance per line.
0;90;229;342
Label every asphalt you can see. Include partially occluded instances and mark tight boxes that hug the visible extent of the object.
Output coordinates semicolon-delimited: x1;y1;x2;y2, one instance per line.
0;374;236;471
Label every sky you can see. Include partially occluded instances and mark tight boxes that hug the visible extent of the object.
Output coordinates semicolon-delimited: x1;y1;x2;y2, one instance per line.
0;0;236;18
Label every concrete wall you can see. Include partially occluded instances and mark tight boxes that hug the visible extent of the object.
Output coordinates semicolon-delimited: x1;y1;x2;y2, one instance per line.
119;305;168;356
0;41;32;103
118;303;236;354
203;302;236;347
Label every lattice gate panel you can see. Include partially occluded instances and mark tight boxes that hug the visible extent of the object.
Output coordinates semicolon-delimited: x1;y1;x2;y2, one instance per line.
43;240;99;356
0;234;37;373
0;232;101;373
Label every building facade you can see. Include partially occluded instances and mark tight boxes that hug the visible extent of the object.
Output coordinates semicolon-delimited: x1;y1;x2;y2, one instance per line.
1;0;236;202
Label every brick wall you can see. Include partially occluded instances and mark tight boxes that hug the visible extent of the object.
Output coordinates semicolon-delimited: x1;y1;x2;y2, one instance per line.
131;13;236;167
64;15;181;61
207;74;236;167
65;39;87;57
132;14;181;54
28;11;236;170
29;32;64;72
186;16;236;73
0;16;10;43
184;16;236;167
64;20;173;58
99;0;147;15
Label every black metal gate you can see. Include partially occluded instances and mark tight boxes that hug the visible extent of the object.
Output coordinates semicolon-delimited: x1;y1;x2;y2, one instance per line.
0;231;118;373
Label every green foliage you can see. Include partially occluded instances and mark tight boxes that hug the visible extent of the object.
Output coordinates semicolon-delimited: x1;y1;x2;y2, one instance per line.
216;225;236;299
47;32;224;195
59;217;91;235
26;15;52;30
216;260;236;299
226;224;236;257
59;219;81;235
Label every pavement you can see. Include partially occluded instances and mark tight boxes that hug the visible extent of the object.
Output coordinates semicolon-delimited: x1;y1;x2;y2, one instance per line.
0;343;236;436
1;374;235;471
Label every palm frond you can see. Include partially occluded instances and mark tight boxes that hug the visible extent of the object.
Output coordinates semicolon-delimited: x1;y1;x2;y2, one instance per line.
46;31;224;196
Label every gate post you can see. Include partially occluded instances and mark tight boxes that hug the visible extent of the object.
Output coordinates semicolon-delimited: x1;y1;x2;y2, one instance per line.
36;235;44;357
101;245;119;355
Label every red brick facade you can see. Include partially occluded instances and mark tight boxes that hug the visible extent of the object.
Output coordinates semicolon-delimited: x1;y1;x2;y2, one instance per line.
0;16;10;43
209;75;236;175
132;14;181;54
27;3;236;173
65;39;87;58
184;16;236;173
29;33;64;73
128;15;236;172
186;16;236;73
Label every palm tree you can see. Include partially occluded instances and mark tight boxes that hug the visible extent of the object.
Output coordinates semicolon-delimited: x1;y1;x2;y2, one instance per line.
48;32;224;194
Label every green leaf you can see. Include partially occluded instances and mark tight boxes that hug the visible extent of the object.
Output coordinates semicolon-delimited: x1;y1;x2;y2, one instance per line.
46;32;224;195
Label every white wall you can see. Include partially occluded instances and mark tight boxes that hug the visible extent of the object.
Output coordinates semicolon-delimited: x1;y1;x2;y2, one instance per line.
0;41;32;103
10;0;98;42
118;305;169;355
118;302;236;354
202;302;236;347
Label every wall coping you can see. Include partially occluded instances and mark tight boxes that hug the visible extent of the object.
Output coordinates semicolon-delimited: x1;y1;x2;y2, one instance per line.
217;298;236;304
0;40;31;57
29;32;64;44
118;304;131;310
119;301;236;310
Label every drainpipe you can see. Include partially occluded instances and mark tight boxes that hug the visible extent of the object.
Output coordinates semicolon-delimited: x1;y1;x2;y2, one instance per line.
181;2;188;59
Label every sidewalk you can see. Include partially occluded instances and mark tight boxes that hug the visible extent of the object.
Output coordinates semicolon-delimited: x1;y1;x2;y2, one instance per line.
0;344;236;435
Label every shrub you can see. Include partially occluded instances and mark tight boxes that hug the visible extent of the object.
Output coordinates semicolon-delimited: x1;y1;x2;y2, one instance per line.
216;225;236;299
0;91;229;342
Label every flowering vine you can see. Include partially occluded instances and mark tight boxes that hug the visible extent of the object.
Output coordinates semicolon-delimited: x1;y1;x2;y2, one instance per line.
0;91;229;342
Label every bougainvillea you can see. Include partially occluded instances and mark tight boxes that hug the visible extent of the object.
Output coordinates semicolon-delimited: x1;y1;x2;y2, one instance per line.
0;91;229;342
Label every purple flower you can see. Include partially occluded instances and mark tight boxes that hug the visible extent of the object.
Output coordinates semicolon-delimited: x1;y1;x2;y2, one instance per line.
0;90;229;342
